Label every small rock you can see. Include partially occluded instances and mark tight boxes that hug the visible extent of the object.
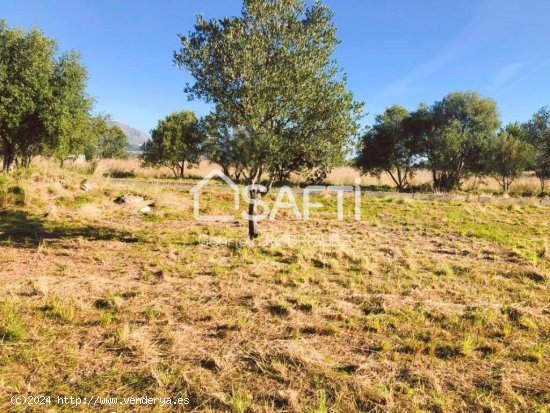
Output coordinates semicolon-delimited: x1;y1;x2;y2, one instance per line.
114;194;144;204
80;180;94;191
44;205;58;218
139;205;151;214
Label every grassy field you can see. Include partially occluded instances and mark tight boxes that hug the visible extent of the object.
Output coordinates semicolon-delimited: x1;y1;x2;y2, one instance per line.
0;162;549;412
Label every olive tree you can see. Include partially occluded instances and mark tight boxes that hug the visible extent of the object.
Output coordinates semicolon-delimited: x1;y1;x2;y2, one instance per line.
83;115;129;161
141;111;205;178
525;107;550;194
175;0;363;238
486;124;534;194
409;92;500;192
48;52;94;165
356;105;419;191
98;125;128;159
0;20;92;171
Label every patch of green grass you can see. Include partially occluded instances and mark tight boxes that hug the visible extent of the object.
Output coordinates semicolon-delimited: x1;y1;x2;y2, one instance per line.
143;306;165;323
211;264;227;277
268;300;291;316
229;388;251;413
518;343;545;363
56;194;92;208
98;311;117;326
42;297;79;324
0;301;24;342
0;173;10;205
307;389;328;413
296;295;319;313
461;335;476;357
434;262;454;277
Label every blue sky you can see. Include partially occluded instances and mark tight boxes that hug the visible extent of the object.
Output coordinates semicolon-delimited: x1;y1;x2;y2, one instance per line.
2;0;550;135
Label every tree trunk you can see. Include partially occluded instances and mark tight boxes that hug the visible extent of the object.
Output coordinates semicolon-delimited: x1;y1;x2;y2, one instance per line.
2;142;15;173
396;168;403;192
222;166;231;179
386;169;400;191
179;161;185;179
435;172;447;192
170;166;179;179
21;155;31;168
248;189;259;240
541;178;546;195
431;169;440;192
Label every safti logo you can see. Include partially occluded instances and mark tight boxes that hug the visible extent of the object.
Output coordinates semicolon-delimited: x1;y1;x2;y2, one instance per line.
190;169;363;222
190;170;240;222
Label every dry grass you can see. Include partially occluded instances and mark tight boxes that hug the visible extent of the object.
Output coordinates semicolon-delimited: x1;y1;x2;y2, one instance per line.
0;160;548;412
326;166;542;195
50;157;544;196
57;157;216;180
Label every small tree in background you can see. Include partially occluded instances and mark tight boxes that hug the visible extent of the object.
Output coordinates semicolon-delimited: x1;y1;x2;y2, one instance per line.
525;107;550;194
141;111;205;179
83;115;108;161
83;115;129;161
408;92;500;192
486;124;534;194
175;0;362;238
98;125;128;159
356;105;419;191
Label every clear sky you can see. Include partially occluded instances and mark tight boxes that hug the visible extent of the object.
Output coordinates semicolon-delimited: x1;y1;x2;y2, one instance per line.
2;0;550;135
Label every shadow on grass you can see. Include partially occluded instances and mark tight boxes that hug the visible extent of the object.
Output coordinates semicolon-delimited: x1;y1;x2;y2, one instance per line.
0;209;138;248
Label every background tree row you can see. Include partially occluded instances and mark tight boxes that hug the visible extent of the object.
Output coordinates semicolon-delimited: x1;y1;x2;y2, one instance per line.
356;92;550;194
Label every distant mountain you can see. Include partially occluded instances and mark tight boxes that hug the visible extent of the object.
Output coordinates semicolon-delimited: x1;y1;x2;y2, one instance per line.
108;121;150;152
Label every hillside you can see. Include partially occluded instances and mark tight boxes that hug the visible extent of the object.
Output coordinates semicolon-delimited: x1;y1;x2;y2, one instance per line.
108;121;149;152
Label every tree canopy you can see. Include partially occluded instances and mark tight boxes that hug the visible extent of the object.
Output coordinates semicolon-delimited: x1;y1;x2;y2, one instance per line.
81;115;129;161
201;113;248;181
97;124;128;160
174;0;363;187
356;105;419;191
0;20;92;171
408;92;500;191
486;124;534;194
